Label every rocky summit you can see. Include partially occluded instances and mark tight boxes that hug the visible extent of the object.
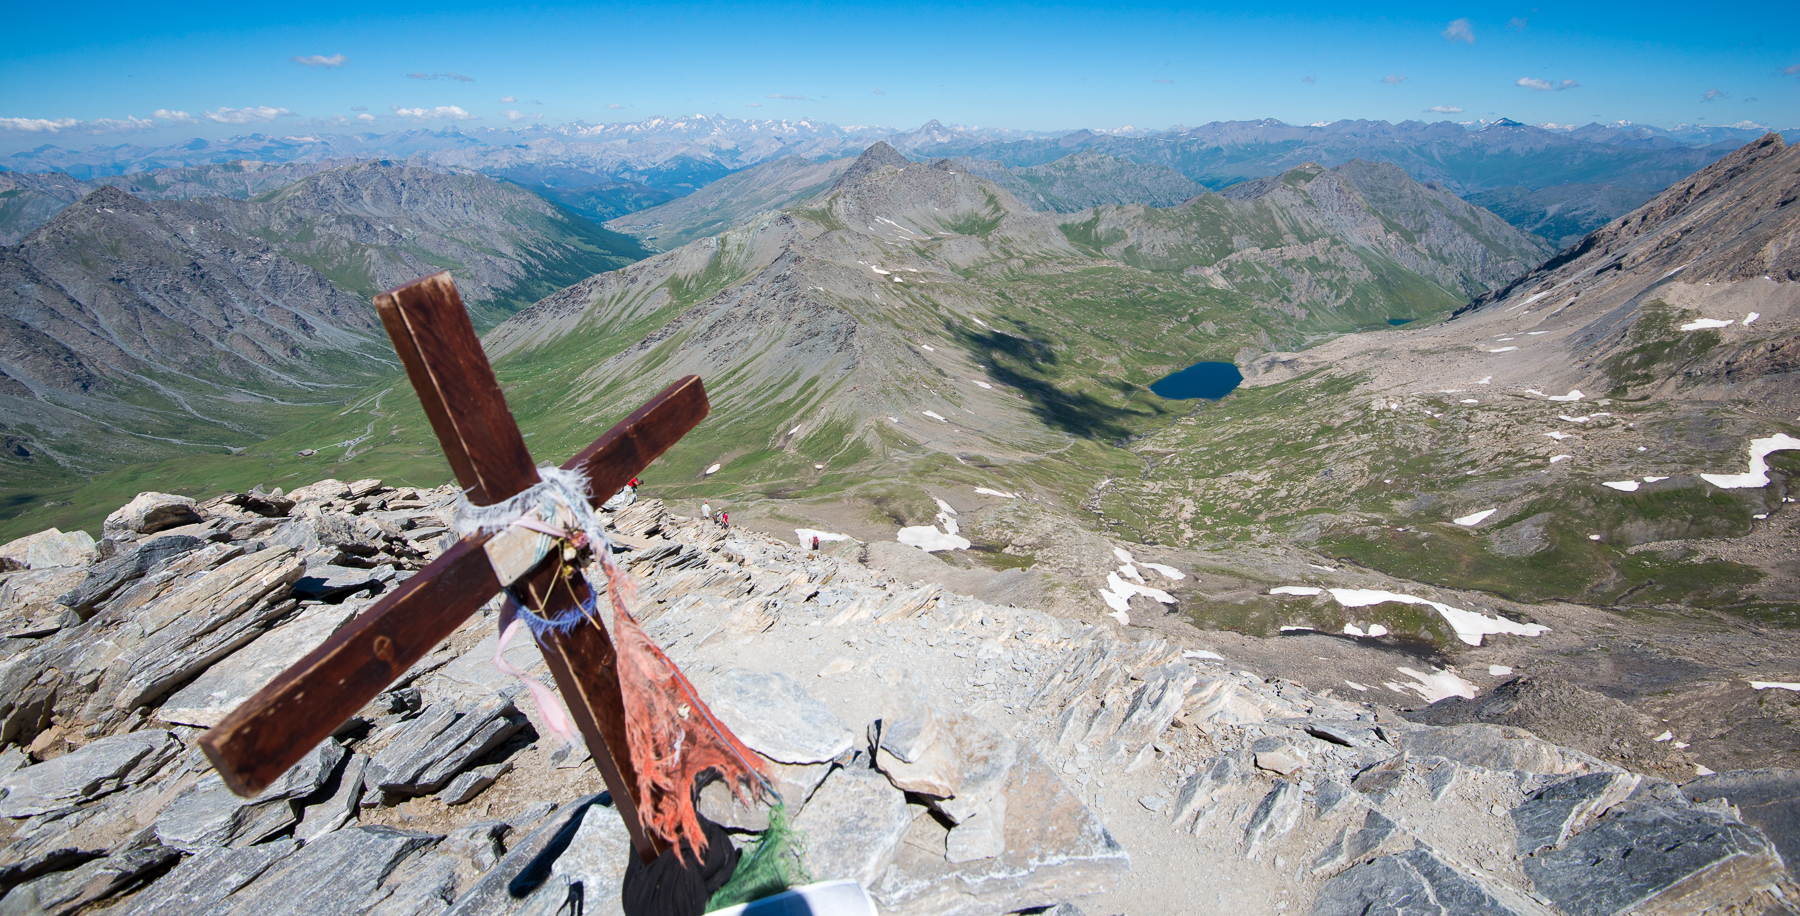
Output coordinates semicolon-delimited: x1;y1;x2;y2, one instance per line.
0;480;1796;915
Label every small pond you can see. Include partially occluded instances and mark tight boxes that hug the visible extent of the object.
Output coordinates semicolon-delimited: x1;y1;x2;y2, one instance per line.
1387;317;1414;326
1150;361;1243;400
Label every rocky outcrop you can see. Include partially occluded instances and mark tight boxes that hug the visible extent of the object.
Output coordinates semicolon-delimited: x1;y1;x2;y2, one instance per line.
0;482;1791;916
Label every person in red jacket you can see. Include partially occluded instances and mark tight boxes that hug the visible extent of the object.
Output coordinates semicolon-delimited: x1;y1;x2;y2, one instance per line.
719;511;729;529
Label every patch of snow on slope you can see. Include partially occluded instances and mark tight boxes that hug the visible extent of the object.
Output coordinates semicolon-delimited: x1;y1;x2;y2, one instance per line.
1454;509;1497;526
1743;312;1760;326
1750;681;1800;691
971;379;993;389
1141;562;1185;580
1489;346;1518;353
1545;432;1572;440
1602;480;1640;492
1274;587;1548;646
1680;318;1733;331
1395;666;1478;702
974;487;1016;498
1700;434;1800;488
705;464;722;475
897;525;969;552
923;410;946;422
795;529;851;545
1550;455;1572;463
1489;665;1513;676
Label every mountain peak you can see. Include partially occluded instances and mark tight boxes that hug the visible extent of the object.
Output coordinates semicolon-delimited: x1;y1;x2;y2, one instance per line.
832;141;911;189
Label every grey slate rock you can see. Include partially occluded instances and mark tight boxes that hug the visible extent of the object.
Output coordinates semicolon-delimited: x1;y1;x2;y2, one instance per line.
366;855;458;916
503;796;635;916
104;493;203;540
153;777;298;852
57;535;205;616
703;667;854;765
1513;771;1641;856
213;825;440;916
118;841;297;916
1312;809;1400;876
437;761;512;806
160;601;363;728
1313;847;1548;916
1523;801;1788;916
443;821;510;874
296;752;370;843
1243;779;1303;857
442;797;588;916
292;564;393;603
1171;755;1233;831
1682;767;1800;879
0;827;175;916
0;730;180;817
794;764;917;887
365;696;525;798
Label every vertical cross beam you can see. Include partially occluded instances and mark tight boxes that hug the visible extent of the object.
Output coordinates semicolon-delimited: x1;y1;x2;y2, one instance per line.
374;272;668;863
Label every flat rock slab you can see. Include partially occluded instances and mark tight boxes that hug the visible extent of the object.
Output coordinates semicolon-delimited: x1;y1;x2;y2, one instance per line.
0;730;180;817
0;528;96;570
1682;767;1800;879
364;695;525;797
1314;847;1552;916
703;667;854;765
1512;772;1640;856
1523;801;1787;916
871;744;1128;916
794;764;917;888
1397;724;1607;777
118;841;298;916
211;825;440;916
160;601;363;727
506;796;634;916
105;493;203;539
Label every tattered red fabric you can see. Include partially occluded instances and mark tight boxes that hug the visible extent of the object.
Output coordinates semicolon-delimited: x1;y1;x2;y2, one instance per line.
595;550;770;862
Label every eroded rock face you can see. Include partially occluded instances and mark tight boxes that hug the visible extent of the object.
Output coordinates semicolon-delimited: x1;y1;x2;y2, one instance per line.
103;494;203;540
0;730;180;818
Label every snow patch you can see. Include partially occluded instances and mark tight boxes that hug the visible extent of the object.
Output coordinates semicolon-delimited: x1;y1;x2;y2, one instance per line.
705;463;722;475
1275;587;1549;646
1395;666;1478;702
921;344;935;352
1489;347;1518;353
1141;562;1185;580
1461;399;1480;404
795;528;851;545
1602;480;1640;492
1700;434;1800;488
1454;508;1497;526
897;525;970;552
1679;318;1733;331
1478;376;1492;385
923;410;947;422
1489;665;1513;676
974;487;1016;498
1743;312;1760;326
1642;476;1668;483
1545;432;1573;440
1344;681;1369;692
971;379;993;389
1183;650;1226;662
1367;624;1389;637
1550;455;1572;464
1750;681;1800;692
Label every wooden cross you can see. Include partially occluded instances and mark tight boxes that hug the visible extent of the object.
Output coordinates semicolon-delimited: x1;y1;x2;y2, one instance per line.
199;272;705;864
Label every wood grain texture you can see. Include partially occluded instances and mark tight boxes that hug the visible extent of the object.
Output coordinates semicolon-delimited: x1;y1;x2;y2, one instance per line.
200;274;710;865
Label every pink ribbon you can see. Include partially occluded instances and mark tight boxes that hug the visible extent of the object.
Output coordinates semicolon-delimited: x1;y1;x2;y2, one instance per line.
494;616;577;746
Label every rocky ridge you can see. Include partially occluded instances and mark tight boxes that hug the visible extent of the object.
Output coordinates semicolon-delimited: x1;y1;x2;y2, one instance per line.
0;480;1794;915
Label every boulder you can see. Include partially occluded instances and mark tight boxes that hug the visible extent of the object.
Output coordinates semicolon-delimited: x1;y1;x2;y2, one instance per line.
0;528;96;571
0;730;180;818
1523;800;1788;915
1243;780;1303;856
155;742;344;852
794;764;918;887
871;746;1127;916
103;493;203;540
703;667;855;765
1171;755;1234;831
296;753;370;843
1311;809;1400;876
291;564;393;603
873;702;1018;825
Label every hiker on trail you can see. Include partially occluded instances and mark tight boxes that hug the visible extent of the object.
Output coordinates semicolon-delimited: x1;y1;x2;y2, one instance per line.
701;501;711;520
811;535;820;551
719;511;729;529
630;476;639;488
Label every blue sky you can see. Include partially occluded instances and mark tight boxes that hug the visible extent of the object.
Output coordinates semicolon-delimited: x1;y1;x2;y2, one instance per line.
2;0;1795;150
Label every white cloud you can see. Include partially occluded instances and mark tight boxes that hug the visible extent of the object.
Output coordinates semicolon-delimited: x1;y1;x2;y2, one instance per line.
1442;18;1474;43
350;106;368;111
1382;74;1406;85
205;106;295;124
357;113;376;122
1517;77;1579;91
291;54;348;68
1782;63;1800;77
1701;89;1727;102
766;93;807;100
745;102;763;108
389;104;477;120
502;109;525;121
606;103;625;109
499;95;516;103
1507;16;1528;29
1426;105;1464;113
0;117;81;133
408;72;474;82
152;109;198;124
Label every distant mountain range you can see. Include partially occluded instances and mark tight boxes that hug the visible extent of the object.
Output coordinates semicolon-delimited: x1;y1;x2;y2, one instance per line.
0;161;647;518
7;116;1790;254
